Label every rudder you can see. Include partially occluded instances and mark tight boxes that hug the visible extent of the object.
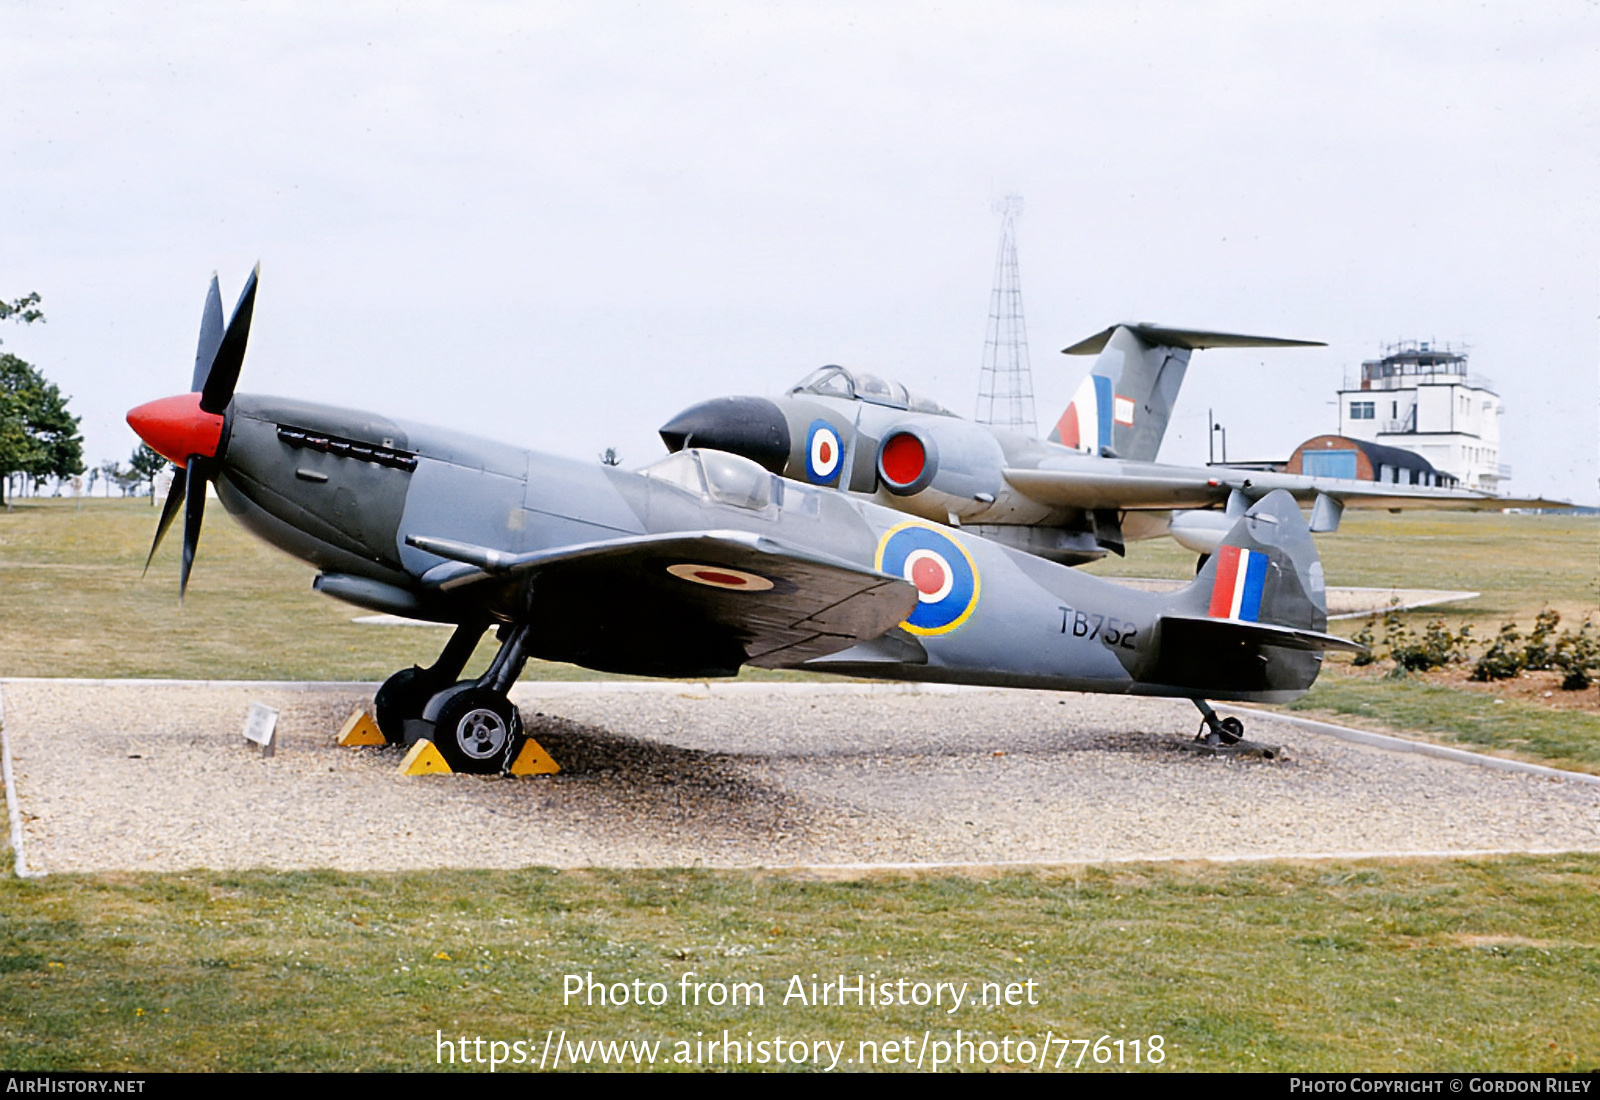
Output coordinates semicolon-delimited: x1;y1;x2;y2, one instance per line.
1172;489;1327;632
1049;325;1188;461
1143;490;1356;701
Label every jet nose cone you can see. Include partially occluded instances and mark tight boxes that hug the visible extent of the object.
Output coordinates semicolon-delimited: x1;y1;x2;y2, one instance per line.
127;392;226;466
659;396;792;474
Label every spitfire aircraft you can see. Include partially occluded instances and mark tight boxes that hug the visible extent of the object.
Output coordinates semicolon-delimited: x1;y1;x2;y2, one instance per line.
129;271;1362;774
659;324;1551;565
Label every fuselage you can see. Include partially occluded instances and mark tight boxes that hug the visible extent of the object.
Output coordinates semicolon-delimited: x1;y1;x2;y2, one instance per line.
659;387;1178;564
207;393;1322;702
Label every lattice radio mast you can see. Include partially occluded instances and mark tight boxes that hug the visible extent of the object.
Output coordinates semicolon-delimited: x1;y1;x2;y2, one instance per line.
974;194;1037;435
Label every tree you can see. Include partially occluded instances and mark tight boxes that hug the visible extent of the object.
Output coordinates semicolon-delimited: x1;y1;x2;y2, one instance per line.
99;460;132;497
128;443;167;501
0;293;43;326
0;353;85;502
1;294;84;505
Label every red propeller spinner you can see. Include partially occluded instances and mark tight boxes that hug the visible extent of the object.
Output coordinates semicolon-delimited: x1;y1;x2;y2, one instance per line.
126;392;224;465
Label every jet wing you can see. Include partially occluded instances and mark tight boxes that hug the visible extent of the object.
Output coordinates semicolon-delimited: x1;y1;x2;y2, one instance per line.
407;529;920;668
1003;464;1570;512
1003;467;1224;509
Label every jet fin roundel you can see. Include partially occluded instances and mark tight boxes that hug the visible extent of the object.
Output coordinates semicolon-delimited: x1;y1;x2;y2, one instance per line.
1050;323;1324;461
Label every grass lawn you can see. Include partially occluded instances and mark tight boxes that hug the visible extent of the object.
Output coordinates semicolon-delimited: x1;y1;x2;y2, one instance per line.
2;858;1597;1073
1284;667;1600;774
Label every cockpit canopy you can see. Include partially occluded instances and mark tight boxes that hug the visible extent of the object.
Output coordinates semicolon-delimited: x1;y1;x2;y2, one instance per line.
639;447;778;511
789;365;955;416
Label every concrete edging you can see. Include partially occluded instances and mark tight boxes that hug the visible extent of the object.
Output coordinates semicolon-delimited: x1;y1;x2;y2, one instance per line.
0;684;39;878
1221;704;1600;788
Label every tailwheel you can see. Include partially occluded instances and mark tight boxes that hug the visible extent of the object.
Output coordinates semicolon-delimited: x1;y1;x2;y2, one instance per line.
431;687;524;775
1192;698;1244;745
1187;698;1278;759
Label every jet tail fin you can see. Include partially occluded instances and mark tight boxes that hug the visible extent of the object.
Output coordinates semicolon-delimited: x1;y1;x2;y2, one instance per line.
1049;323;1324;461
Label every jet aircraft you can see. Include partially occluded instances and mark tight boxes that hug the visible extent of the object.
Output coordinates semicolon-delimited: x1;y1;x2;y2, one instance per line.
129;271;1361;774
658;324;1554;564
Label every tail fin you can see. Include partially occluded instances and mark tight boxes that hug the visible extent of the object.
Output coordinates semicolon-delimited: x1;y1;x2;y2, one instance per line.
1049;323;1324;461
1145;490;1361;700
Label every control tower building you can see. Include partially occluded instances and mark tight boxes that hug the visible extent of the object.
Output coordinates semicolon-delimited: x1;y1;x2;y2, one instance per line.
1337;341;1506;492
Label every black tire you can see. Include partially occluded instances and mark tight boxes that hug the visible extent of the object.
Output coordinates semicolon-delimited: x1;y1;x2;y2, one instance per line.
375;666;437;745
1195;553;1211;574
1218;716;1245;745
431;688;522;775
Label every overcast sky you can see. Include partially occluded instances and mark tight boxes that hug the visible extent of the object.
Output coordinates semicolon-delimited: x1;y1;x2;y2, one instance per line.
4;1;1596;505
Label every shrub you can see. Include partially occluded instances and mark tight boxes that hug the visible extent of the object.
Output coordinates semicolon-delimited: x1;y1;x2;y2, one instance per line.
1552;620;1599;691
1472;622;1524;681
1521;608;1561;671
1388;618;1471;672
1351;619;1377;667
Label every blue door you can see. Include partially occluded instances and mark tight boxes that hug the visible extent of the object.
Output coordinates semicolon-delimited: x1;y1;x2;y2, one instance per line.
1303;450;1358;479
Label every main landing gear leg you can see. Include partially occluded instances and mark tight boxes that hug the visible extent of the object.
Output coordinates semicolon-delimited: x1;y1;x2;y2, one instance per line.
420;622;535;775
1193;698;1245;746
374;618;488;745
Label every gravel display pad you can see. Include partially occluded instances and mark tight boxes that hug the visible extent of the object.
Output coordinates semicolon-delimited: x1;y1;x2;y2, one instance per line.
4;680;1599;872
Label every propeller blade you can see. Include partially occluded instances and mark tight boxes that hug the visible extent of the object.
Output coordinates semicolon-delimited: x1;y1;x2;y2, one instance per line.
142;463;188;577
190;274;224;393
178;456;206;601
199;263;259;415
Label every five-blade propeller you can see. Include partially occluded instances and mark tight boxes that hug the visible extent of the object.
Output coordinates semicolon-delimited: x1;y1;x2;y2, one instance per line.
132;264;258;600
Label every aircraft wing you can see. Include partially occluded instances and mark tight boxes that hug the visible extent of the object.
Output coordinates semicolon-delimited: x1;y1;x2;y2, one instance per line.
1003;464;1570;512
1003;467;1223;509
407;529;920;667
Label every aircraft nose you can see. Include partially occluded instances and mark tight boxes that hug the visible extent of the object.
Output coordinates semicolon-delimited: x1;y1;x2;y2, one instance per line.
127;392;226;466
659;396;792;475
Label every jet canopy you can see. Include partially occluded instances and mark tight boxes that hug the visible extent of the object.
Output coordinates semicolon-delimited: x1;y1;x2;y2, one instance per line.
790;365;954;416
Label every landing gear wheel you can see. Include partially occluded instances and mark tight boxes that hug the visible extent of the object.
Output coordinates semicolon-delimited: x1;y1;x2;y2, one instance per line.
375;666;438;745
431;688;523;775
1192;700;1246;747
